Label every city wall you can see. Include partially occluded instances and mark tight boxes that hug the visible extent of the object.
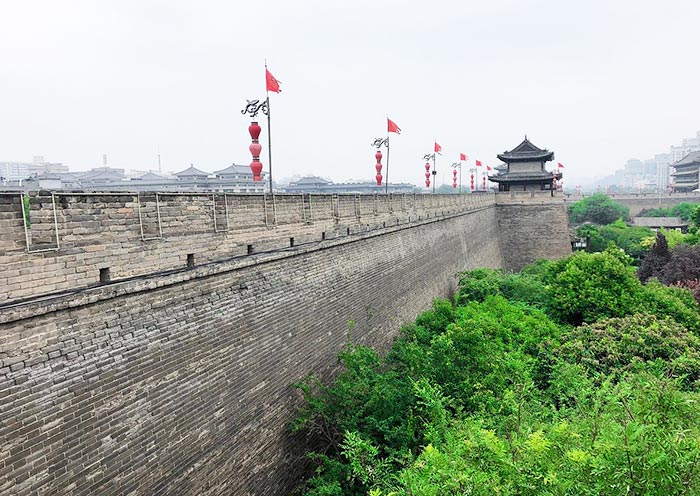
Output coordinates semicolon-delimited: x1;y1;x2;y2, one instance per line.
0;192;505;495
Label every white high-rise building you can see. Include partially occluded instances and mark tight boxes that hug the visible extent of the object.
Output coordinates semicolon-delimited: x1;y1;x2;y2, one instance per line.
670;131;700;164
655;153;671;191
0;157;68;185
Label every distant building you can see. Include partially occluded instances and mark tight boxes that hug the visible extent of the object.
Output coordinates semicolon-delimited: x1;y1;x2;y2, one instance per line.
489;137;560;192
670;131;700;164
283;176;416;194
13;164;269;193
655;153;671;191
631;217;688;233
0;156;68;185
670;151;700;192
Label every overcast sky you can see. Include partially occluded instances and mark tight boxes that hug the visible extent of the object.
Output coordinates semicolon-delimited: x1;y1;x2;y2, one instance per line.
1;0;698;186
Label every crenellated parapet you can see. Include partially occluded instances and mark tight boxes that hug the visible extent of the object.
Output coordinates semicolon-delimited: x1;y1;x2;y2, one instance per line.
0;191;495;305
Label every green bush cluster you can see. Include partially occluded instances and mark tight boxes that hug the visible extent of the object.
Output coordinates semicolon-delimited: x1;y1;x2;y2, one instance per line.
638;202;700;223
568;193;630;225
294;250;700;495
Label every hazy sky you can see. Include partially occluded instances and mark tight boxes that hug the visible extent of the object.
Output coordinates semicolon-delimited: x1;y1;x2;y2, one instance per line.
1;0;698;186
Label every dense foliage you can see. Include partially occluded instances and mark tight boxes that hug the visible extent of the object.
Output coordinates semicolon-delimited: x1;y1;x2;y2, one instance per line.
294;250;700;495
575;221;654;264
568;193;630;225
638;202;700;222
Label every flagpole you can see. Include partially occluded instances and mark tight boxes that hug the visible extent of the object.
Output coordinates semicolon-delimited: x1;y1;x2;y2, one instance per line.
266;95;273;194
459;161;462;194
432;153;436;194
385;133;390;194
265;61;273;195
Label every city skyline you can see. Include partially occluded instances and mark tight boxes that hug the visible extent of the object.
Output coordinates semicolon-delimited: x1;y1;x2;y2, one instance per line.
1;0;699;188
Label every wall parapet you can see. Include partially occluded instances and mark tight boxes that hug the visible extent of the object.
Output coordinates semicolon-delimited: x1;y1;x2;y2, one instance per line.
0;192;495;305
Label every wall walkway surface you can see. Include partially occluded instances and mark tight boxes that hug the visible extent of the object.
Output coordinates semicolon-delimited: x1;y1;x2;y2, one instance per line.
0;192;503;495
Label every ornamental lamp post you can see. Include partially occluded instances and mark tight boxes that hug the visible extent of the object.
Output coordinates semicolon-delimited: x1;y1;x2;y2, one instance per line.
423;153;436;193
372;137;389;191
241;99;270;189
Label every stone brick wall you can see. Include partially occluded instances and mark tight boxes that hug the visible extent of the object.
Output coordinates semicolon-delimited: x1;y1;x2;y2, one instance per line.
497;191;572;272
0;192;489;304
0;192;503;495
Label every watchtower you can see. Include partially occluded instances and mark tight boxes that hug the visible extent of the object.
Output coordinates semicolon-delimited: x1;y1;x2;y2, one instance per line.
490;136;561;193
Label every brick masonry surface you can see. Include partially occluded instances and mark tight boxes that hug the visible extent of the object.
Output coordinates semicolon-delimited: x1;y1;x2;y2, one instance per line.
0;192;514;495
497;191;572;272
1;192;487;304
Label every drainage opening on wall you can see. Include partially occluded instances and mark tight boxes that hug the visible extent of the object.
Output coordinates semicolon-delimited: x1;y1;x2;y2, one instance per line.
346;227;350;235
289;237;295;247
187;253;195;268
321;232;326;241
99;267;111;283
247;244;254;255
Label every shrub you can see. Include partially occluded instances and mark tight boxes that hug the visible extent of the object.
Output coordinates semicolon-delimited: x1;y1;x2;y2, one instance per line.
543;250;642;325
555;313;700;387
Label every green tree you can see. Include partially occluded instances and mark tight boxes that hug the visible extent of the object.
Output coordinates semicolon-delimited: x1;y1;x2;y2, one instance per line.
568;193;630;225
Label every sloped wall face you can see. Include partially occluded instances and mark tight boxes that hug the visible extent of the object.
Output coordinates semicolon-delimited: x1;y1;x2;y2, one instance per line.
497;191;572;272
0;205;502;495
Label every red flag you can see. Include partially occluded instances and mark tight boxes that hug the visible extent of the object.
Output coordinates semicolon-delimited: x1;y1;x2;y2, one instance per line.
266;68;281;93
475;160;482;167
434;142;442;154
460;153;467;161
558;162;565;168
387;118;401;134
486;165;492;171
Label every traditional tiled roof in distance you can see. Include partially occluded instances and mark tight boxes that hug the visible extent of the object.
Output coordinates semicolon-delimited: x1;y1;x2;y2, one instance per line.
497;137;554;163
174;166;209;178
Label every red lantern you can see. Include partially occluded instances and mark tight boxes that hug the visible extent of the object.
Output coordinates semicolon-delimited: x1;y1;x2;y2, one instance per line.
425;162;430;172
249;142;262;156
248;121;263;181
482;175;486;191
248;122;261;140
470;173;474;191
425;171;430;180
375;149;383;186
425;178;430;188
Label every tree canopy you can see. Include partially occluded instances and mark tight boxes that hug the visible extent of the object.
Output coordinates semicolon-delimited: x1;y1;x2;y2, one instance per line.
294;250;700;495
568;193;630;225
